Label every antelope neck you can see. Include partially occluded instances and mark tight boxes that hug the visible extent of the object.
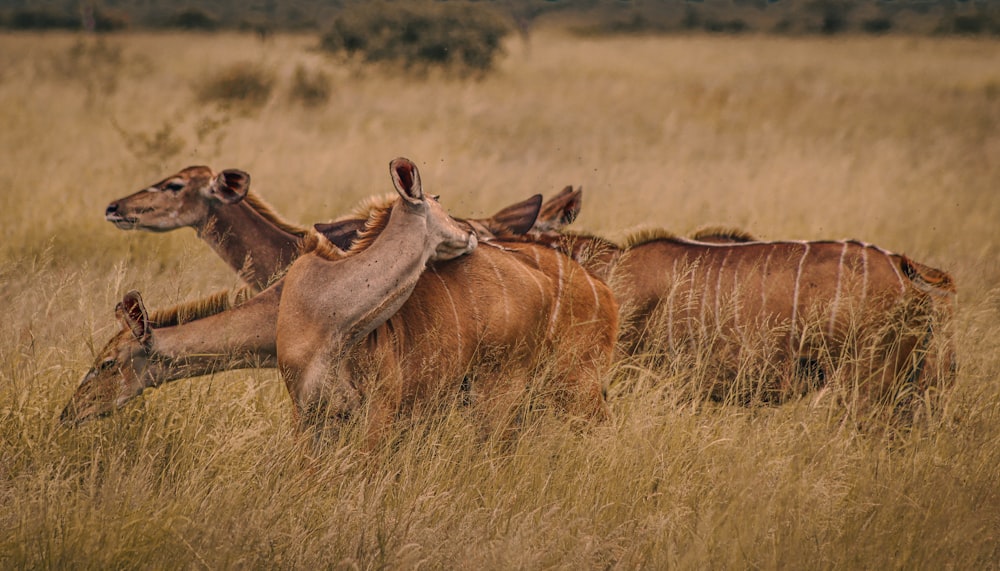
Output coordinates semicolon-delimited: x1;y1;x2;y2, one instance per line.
196;201;301;288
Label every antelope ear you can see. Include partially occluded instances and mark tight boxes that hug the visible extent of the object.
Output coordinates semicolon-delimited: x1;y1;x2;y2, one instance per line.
538;186;582;230
315;219;366;251
210;169;251;204
115;290;151;344
389;158;423;205
489;194;542;236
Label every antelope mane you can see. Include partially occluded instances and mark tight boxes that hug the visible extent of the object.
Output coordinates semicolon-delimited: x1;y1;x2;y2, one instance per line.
690;226;757;243
297;198;395;261
148;285;255;328
242;192;311;237
623;228;681;249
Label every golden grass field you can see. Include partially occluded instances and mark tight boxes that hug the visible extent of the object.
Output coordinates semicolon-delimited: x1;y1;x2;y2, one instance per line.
1;29;999;567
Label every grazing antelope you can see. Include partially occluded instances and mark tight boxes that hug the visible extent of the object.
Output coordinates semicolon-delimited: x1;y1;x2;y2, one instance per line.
66;160;616;444
104;165;548;290
60;285;279;424
62;157;477;428
279;158;616;440
531;189;956;413
276;158;477;435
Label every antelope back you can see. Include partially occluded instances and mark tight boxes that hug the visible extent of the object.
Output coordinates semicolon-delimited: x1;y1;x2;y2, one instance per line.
534;186;582;232
343;241;617;424
613;236;956;407
314;193;544;251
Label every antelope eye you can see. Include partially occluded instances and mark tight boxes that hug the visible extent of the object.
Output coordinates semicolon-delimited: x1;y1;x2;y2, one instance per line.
165;182;184;192
99;359;116;371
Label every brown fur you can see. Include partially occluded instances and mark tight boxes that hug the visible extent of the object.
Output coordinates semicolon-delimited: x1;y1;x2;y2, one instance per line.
690;226;757;243
623;228;681;249
332;240;618;441
530;225;955;415
148;285;255;327
241;192;310;237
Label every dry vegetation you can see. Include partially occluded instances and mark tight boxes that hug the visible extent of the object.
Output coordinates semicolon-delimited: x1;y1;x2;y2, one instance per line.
1;29;999;567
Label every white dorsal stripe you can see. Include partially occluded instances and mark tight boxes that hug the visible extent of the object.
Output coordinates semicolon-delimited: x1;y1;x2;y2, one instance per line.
829;240;849;338
686;261;697;345
582;266;601;322
715;249;732;334
732;260;746;347
790;243;810;353
698;259;710;341
667;258;679;354
431;267;462;356
483;252;510;324
884;250;906;295
547;252;565;339
516;247;548;304
760;248;774;312
861;245;869;308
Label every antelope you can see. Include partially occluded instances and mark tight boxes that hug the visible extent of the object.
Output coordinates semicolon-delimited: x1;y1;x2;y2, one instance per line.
104;165;550;290
276;157;478;434
105;166;305;290
530;189;956;413
60;285;279;424
66;161;617;443
62;158;477;428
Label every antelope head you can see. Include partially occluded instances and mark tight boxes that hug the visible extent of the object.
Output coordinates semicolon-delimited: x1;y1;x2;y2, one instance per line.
463;193;543;239
534;185;582;233
314;193;543;250
60;291;158;425
105;166;250;231
389;157;477;261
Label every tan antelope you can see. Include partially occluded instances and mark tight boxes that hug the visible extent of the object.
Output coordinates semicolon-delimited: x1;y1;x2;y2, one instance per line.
278;158;615;440
276;158;477;434
66;161;617;443
530;189;956;413
105;166;304;289
60;285;278;424
62;157;476;427
105;165;549;290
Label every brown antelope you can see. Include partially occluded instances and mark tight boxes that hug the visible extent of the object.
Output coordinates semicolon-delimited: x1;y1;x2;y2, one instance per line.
62;157;477;427
276;158;477;434
105;165;548;290
66;161;616;443
60;285;279;424
278;159;616;440
531;189;956;413
105;166;306;289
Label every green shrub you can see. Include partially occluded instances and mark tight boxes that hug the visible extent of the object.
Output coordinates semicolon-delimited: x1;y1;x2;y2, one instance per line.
169;7;221;31
939;9;1000;36
289;65;333;107
8;8;79;30
92;7;130;32
197;63;275;109
50;38;127;105
861;17;892;35
320;2;510;77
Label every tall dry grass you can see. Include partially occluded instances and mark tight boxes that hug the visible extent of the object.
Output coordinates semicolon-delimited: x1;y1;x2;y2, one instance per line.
1;30;998;567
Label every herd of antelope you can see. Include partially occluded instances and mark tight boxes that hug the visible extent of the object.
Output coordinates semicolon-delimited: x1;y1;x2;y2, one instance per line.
60;158;957;441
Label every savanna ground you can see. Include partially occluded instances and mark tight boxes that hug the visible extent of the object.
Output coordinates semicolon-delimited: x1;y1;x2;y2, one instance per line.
1;29;998;568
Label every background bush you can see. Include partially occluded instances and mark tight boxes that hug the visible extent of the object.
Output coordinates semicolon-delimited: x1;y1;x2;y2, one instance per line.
167;7;220;31
289;64;333;107
7;8;79;30
3;1;1000;37
320;2;510;76
196;62;275;109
